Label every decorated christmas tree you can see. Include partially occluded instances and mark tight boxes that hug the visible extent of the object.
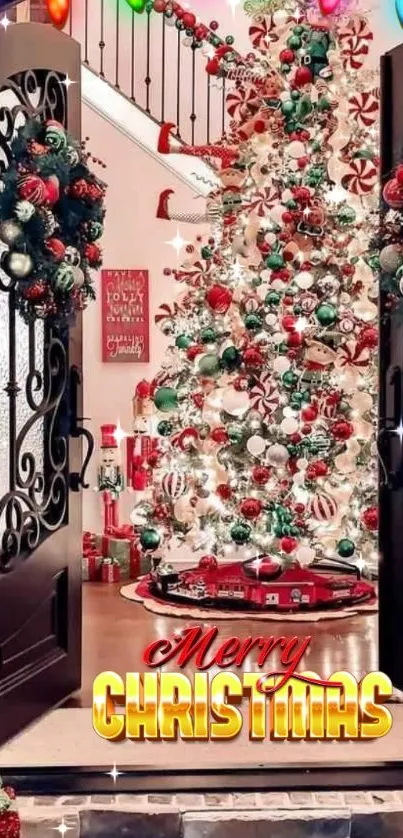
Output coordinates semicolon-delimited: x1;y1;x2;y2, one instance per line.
134;0;379;577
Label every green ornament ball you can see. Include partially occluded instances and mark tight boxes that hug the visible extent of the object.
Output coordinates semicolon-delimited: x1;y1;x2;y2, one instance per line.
176;334;192;349
281;100;296;116
54;264;75;291
281;63;291;73
291;90;301;101
337;538;355;559
282;370;299;389
140;527;161;552
87;220;103;241
287;34;301;49
201;246;213;259
199;353;220;377
244;313;262;330
338;205;356;226
200;327;217;344
265;290;281;307
316;303;338;327
231;522;252;545
157;420;173;437
221;346;242;371
228;424;243;444
266;252;285;270
154;386;178;413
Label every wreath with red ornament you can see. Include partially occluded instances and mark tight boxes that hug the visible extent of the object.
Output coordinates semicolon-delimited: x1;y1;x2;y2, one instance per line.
0;117;106;323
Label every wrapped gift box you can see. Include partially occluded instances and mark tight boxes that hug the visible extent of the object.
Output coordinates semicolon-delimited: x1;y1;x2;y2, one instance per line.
84;529;151;580
82;549;102;582
101;558;121;583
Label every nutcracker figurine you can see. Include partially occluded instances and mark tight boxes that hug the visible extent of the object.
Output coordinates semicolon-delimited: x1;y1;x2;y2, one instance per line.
127;380;156;497
98;424;124;533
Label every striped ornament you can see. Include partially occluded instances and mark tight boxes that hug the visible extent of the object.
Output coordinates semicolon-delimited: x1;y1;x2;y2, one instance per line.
308;492;338;522
161;471;188;500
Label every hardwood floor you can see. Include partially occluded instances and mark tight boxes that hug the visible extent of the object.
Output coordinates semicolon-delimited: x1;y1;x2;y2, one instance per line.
69;583;379;707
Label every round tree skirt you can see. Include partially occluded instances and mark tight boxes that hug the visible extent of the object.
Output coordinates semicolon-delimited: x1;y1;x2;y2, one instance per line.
121;576;378;624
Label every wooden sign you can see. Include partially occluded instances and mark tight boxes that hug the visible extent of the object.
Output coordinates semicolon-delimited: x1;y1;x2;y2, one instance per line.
102;269;149;363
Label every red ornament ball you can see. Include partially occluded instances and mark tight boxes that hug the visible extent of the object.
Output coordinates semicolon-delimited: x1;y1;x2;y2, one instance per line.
84;242;101;265
362;506;378;531
383;177;403;209
210;19;219;29
306;461;328;480
234;375;249;392
44;176;60;205
294;66;313;87
187;344;204;361
281;536;298;554
280;48;295;63
282;315;297;332
301;404;318;423
252;465;271;485
199;554;218;570
45;238;66;262
154;503;170;521
18;174;47;206
182;11;196;27
288;331;303;348
206;57;220;75
332;420;354;441
153;0;166;9
360;327;378;348
70;178;89;200
87;182;105;203
240;498;263;520
206;284;233;313
396;165;403;187
254;119;266;134
211;427;229;444
192;392;204;409
23;281;47;302
216;484;232;501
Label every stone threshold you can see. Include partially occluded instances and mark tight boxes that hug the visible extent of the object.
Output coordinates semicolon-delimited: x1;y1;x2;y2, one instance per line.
17;790;403;837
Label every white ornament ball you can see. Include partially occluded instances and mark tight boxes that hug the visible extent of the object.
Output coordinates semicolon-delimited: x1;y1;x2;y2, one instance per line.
14;200;35;223
270;204;285;225
267;443;289;467
379;244;403;274
295;271;314;290
273;356;291;374
222;387;250;417
272;9;288;24
287;140;306;159
72;266;85;288
247;435;266;457
296;546;316;566
281;417;300;436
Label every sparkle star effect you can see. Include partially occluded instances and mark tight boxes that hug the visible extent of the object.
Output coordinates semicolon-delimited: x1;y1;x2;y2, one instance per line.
227;0;240;14
166;228;190;257
0;14;11;30
113;420;127;447
62;74;76;90
53;821;73;836
392;420;403;443
107;763;124;784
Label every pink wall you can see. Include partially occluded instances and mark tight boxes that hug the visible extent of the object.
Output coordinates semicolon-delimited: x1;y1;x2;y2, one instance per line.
82;103;208;530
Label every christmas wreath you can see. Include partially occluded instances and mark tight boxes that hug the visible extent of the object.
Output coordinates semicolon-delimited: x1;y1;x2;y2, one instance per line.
0;118;106;323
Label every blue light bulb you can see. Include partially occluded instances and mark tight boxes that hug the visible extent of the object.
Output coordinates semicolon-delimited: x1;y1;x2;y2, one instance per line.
396;0;403;27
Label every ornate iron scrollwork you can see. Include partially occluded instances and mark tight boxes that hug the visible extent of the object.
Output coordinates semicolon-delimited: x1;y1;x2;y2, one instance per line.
0;69;70;572
69;365;94;492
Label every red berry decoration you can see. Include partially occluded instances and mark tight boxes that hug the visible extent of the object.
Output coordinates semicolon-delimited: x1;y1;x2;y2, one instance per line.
252;466;271;485
23;281;47;302
362;506;378;531
281;536;298;554
154;503;170;521
206;284;233;313
45;237;66;262
360;327;378;348
240;498;263;520
243;347;264;367
294;66;313;87
70;178;89;199
18;173;47;205
332;420;354;441
199;554;218;570
396;164;403;187
383;177;403;209
234;375;249;392
87;182;105;203
192;392;204;409
84;242;101;265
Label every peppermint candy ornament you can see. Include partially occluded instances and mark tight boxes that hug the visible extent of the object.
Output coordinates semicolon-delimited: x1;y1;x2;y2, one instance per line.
161;471;188;500
250;372;279;417
246;185;279;218
348;90;379;129
339;17;374;71
341;158;378;195
249;15;278;53
226;84;259;122
308;492;338;522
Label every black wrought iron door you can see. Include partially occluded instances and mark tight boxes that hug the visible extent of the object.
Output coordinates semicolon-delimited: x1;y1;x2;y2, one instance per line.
379;44;403;690
0;23;84;746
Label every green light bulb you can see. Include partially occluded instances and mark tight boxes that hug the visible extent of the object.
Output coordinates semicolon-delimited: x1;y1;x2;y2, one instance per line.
125;0;147;12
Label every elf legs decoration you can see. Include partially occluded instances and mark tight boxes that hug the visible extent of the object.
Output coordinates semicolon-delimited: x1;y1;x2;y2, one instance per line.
157;122;240;169
156;189;209;224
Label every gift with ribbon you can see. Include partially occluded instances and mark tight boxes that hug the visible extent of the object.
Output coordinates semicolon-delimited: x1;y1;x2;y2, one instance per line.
82;548;103;582
100;558;121;583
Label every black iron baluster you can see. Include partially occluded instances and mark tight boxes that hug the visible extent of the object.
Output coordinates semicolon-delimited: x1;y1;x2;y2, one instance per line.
161;13;166;123
206;72;211;144
176;29;181;139
130;8;136;101
84;0;89;65
145;6;152;113
190;42;196;145
221;76;226;138
99;0;105;77
115;0;120;89
5;292;19;493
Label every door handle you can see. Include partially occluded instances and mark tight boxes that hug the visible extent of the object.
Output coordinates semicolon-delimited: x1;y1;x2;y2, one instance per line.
69;365;94;491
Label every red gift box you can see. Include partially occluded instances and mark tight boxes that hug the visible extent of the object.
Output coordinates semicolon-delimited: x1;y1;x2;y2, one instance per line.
83;531;96;549
82;549;102;582
101;560;121;583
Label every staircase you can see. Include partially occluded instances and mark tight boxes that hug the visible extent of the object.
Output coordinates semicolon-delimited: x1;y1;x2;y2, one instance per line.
67;0;230;194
